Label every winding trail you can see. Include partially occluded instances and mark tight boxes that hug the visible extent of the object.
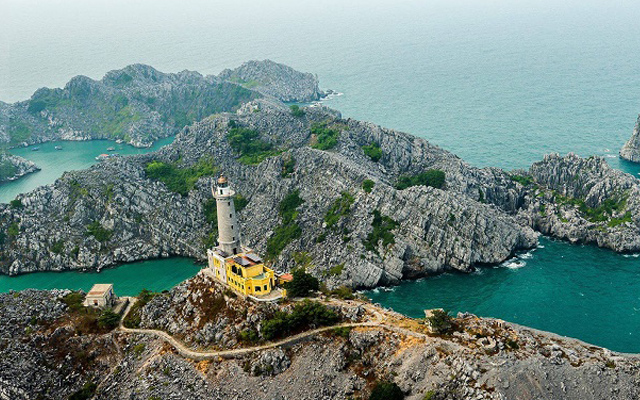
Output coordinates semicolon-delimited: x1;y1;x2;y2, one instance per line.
118;297;428;361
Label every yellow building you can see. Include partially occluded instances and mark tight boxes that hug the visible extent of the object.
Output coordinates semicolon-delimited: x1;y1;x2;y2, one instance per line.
206;175;283;299
208;249;276;296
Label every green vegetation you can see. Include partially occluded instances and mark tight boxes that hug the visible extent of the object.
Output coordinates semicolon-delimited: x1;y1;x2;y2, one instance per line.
7;222;19;237
329;285;355;300
261;300;338;340
422;390;436;400
0;160;18;181
68;381;98;400
396;169;445;190
289;104;305;117
362;179;375;193
369;381;404;400
266;190;305;260
85;221;113;242
62;292;86;312
9;199;22;209
284;268;320;298
145;157;217;196
363;210;399;254
362;142;383;162
227;126;280;165
281;156;296;178
332;326;352;339
123;289;157;329
51;240;65;255
310;121;340;150
510;174;535;186
427;309;455;335
238;328;260;344
97;310;121;330
323;263;345;277
113;72;133;86
7;120;32;143
132;343;146;356
555;191;630;224
324;191;355;229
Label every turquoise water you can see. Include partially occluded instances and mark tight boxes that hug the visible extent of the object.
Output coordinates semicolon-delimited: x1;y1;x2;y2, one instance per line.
367;238;640;353
0;137;174;204
2;0;640;351
0;258;202;296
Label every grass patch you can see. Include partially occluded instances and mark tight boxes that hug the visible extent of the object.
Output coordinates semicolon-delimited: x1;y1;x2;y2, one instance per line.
227;126;280;165
310;121;340;150
510;174;535;186
362;142;382;162
363;210;399;254
85;221;113;242
324;191;355;229
145;157;218;196
396;169;445;190
266;190;304;260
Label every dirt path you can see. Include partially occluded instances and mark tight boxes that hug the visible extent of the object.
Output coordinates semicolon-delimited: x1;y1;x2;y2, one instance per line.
118;297;429;361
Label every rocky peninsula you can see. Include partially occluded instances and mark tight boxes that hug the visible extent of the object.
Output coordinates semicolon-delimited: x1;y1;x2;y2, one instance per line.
0;277;638;400
0;153;39;183
0;60;322;149
620;115;640;162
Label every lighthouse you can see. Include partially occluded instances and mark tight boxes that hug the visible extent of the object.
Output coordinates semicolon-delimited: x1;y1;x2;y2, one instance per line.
213;175;241;255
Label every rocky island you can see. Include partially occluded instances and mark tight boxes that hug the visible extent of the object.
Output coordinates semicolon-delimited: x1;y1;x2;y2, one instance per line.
1;61;640;399
620;115;640;162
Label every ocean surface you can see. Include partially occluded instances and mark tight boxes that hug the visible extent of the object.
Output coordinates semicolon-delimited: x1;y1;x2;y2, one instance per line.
1;0;640;352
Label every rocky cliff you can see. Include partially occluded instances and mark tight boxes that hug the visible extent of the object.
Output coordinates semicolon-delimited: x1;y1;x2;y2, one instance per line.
619;115;640;162
0;153;39;183
0;100;539;288
0;60;322;148
1;281;639;400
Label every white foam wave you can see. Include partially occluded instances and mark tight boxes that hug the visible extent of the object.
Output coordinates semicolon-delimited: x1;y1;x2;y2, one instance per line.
623;253;640;258
503;259;526;269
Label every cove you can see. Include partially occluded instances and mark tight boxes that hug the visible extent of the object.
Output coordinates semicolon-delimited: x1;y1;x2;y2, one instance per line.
0;136;174;204
366;237;640;353
0;257;202;297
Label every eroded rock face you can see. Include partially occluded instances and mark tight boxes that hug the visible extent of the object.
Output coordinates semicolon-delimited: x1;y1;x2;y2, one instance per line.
1;286;639;400
219;59;324;102
620;115;640;162
0;153;39;183
0;101;538;287
0;60;322;149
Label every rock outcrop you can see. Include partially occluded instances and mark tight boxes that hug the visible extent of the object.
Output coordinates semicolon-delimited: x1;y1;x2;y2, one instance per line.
0;101;538;288
1;283;639;400
620;115;640;162
219;59;324;102
0;60;322;148
0;153;39;183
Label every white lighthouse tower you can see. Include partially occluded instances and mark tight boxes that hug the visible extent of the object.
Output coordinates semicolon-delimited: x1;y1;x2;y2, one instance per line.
213;175;241;255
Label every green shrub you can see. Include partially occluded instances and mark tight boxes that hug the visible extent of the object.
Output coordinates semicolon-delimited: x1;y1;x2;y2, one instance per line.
145;157;218;196
324;263;345;277
396;170;445;190
362;142;383;162
266;190;305;260
85;221;113;242
51;240;65;254
362;179;375;193
0;160;17;181
324;191;355;228
98;310;121;330
68;381;97;400
7;222;19;237
510;174;534;186
290;104;305;117
369;381;404;400
427;309;454;335
310;122;340;150
123;289;157;328
62;292;85;312
284;268;320;298
422;390;436;400
261;300;338;340
330;285;354;300
227;126;280;164
281;156;296;177
363;210;399;254
9;199;22;209
333;326;352;338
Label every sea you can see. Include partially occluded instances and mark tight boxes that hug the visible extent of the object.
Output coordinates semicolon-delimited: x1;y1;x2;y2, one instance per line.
1;0;639;352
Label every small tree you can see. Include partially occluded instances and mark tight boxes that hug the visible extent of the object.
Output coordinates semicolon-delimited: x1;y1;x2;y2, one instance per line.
362;179;375;193
289;105;305;117
427;309;454;335
98;310;121;330
284;268;320;297
369;381;404;400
